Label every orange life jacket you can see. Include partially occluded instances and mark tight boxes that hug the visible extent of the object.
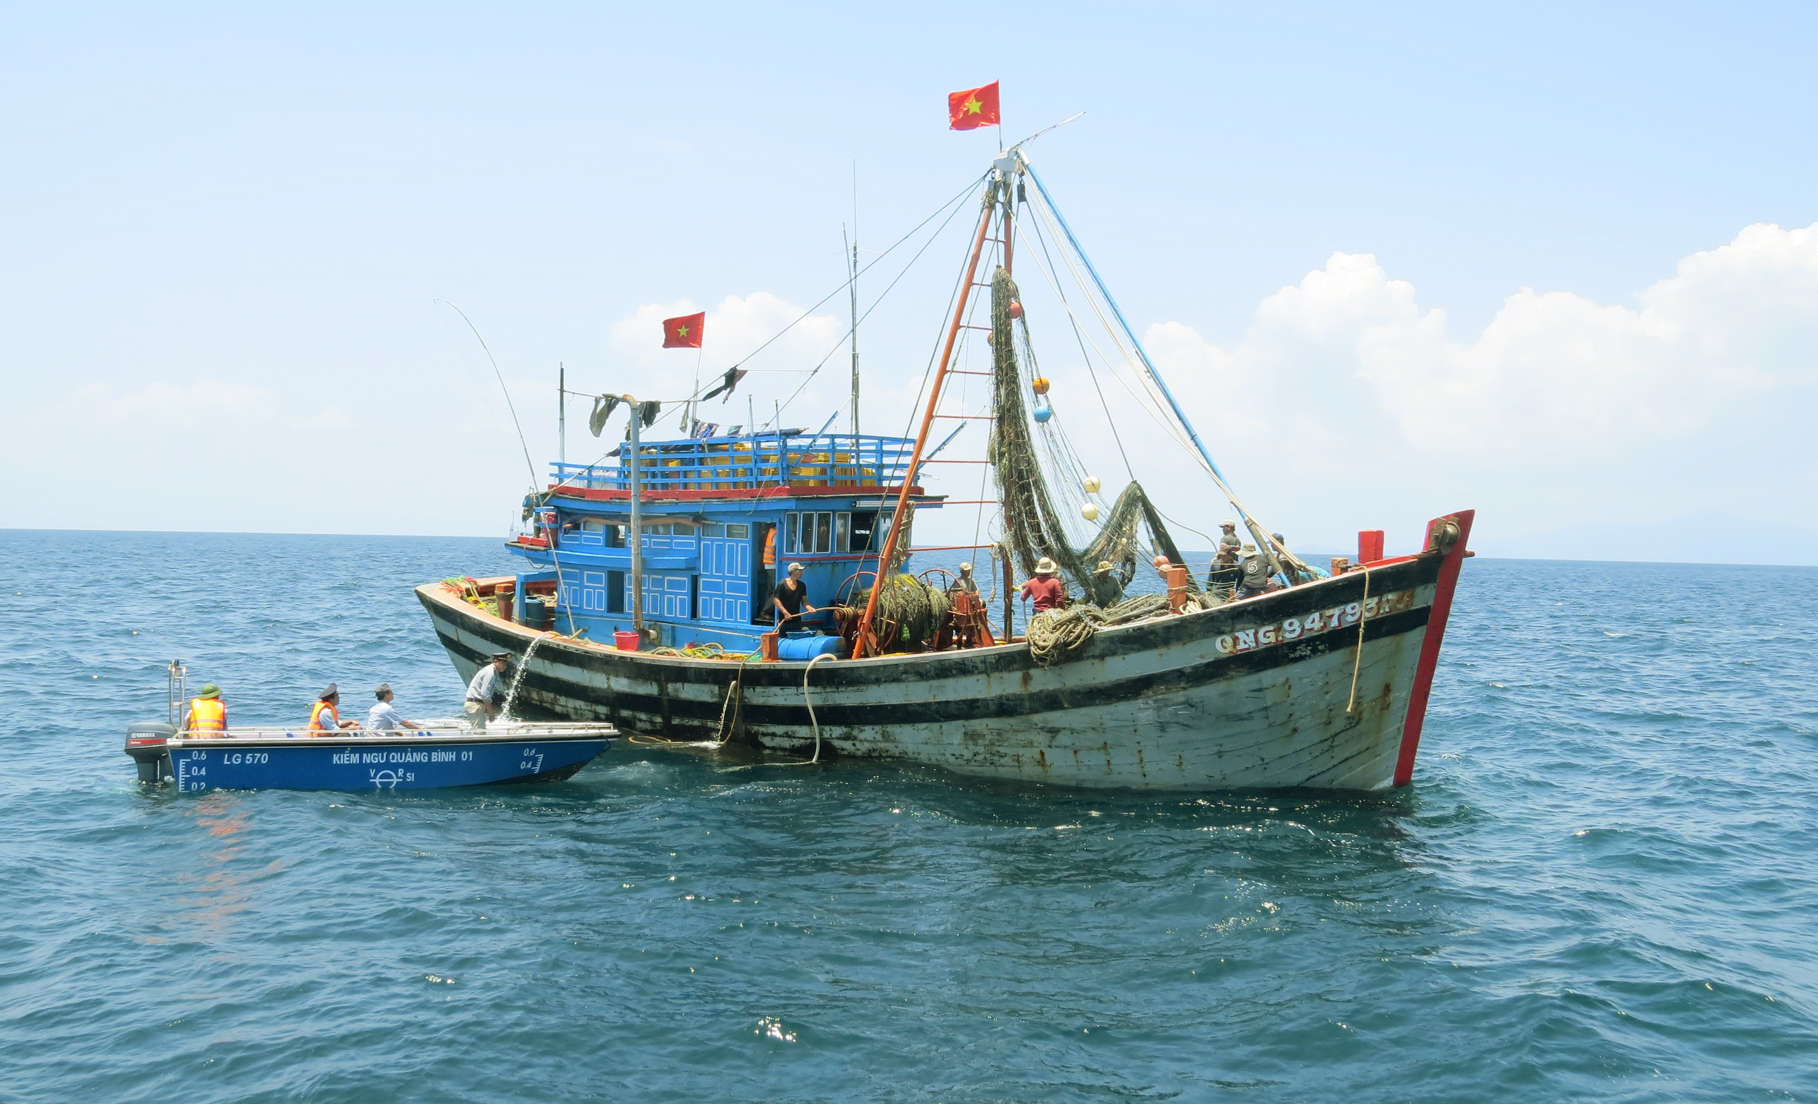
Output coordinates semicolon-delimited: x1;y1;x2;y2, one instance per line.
763;528;776;567
309;700;339;735
188;697;226;734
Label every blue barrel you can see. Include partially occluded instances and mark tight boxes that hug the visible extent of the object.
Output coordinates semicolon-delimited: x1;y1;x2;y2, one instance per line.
777;633;848;661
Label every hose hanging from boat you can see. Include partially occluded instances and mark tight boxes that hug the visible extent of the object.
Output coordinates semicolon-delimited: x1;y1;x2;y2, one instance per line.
802;653;836;764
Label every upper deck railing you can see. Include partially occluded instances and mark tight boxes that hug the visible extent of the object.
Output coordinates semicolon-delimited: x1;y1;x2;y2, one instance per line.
549;432;917;494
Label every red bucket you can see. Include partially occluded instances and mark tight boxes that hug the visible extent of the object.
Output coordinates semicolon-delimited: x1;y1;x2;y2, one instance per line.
614;630;640;652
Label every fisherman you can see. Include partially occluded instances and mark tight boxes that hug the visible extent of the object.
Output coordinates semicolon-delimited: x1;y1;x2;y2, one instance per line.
756;523;778;618
773;562;817;631
309;684;361;735
1020;557;1068;612
1207;542;1242;600
1234;544;1273;600
181;683;227;735
1090;559;1124;607
464;653;511;731
367;683;421;733
950;561;980;595
1269;532;1298;588
1219;519;1242;555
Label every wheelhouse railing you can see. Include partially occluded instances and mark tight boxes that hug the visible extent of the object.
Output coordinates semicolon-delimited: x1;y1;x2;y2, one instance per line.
550;432;917;493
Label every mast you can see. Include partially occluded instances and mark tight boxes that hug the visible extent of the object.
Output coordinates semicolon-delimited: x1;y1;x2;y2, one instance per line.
853;177;1000;659
558;362;566;466
626;397;644;636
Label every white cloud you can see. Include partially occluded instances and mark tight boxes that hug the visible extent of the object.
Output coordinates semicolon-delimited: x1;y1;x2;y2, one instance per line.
1137;222;1818;558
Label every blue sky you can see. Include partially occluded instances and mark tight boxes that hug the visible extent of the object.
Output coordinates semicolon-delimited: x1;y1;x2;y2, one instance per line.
3;3;1814;561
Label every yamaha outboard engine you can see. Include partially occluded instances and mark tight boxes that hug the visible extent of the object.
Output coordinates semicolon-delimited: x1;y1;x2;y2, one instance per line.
125;722;177;783
125;659;187;784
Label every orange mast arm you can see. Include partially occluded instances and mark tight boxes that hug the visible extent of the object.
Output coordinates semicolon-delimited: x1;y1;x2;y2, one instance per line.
854;184;998;658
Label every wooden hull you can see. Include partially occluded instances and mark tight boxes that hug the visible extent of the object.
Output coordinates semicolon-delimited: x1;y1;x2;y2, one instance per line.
418;513;1472;791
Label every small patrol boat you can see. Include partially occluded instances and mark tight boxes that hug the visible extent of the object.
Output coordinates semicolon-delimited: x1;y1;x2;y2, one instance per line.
124;663;616;794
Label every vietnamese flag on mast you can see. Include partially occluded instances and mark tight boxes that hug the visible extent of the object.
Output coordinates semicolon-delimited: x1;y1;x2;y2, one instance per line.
662;311;705;349
948;81;1000;130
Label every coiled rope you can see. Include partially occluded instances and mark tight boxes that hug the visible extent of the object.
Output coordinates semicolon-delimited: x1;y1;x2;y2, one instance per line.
1025;593;1174;667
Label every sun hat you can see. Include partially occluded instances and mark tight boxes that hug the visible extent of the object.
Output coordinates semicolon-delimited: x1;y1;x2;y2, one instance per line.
1221;519;1237;528
1096;560;1113;572
196;684;221;699
1034;556;1057;575
1241;543;1257;554
788;562;804;573
958;561;973;572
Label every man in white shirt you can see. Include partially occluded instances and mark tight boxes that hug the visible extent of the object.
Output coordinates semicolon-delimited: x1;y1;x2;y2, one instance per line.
464;653;511;731
367;684;421;733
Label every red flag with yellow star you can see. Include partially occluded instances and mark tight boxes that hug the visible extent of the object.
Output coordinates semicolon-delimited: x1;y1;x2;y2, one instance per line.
948;82;1000;130
662;312;705;349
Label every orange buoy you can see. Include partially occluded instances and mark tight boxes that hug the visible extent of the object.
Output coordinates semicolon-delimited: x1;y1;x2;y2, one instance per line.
1031;376;1050;395
1008;300;1024;320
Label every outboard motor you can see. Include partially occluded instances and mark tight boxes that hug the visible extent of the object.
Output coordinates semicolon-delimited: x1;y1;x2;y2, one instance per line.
125;722;177;784
125;659;187;784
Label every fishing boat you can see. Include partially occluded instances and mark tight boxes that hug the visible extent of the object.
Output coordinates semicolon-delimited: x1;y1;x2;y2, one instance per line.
125;664;616;794
418;142;1474;791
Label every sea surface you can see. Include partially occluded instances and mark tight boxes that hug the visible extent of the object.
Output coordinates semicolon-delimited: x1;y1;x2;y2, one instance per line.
2;529;1815;1103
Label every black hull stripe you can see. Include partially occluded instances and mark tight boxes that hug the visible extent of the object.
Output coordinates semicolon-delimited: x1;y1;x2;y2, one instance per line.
431;606;1429;732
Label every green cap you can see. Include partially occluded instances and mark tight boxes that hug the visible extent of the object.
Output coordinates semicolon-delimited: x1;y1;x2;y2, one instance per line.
196;684;221;699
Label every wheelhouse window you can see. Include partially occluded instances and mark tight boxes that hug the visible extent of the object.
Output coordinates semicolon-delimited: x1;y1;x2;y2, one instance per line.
783;511;840;555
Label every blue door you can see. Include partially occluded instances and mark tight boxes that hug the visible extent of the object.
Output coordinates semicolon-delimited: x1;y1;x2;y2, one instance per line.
696;534;752;623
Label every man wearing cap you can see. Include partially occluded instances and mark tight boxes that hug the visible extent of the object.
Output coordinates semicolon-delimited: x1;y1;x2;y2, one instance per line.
309;684;361;735
464;653;511;731
1219;520;1242;555
367;684;421;733
773;562;816;631
1019;557;1068;613
950;561;980;595
181;684;227;735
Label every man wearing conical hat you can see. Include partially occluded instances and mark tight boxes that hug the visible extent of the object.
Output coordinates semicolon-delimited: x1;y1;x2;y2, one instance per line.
1019;556;1068;613
181;684;227;735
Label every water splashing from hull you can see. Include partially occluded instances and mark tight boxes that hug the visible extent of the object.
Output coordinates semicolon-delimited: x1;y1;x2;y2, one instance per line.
499;632;556;721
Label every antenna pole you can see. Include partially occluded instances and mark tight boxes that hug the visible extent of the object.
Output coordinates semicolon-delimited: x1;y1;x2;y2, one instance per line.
558;362;566;466
850;164;861;437
853;177;998;658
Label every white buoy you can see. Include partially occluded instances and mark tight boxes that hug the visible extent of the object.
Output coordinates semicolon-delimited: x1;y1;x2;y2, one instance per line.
1081;502;1100;522
1082;474;1101;494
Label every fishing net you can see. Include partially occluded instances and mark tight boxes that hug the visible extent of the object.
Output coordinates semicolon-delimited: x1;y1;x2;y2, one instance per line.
988;267;1200;602
841;574;952;649
989;267;1094;592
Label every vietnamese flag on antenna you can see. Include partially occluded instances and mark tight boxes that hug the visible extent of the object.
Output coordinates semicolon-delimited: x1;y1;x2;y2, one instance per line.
662;312;705;349
948;81;1000;130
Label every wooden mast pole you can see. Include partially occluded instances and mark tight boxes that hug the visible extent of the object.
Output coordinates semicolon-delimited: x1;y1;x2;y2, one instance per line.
853;179;999;659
